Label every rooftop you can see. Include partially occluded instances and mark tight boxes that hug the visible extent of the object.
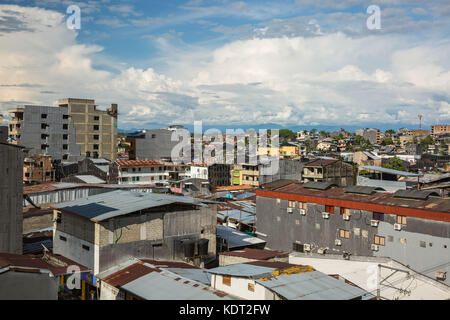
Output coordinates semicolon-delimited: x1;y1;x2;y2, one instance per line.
52;190;207;222
116;160;162;167
219;248;288;260
360;165;421;177
304;159;338;167
216;225;266;249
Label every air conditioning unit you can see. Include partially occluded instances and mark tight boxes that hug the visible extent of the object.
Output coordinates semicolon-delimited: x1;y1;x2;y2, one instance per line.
303;244;311;252
287;208;293;213
435;271;447;281
394;223;402;231
370;220;379;227
335;239;342;246
318;248;327;255
299;208;306;215
343;214;350;221
322;212;330;219
371;244;379;251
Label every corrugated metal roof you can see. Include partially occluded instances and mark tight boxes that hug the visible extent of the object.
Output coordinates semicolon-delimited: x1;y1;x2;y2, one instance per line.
305;159;337;167
216;225;266;249
345;185;385;195
52;190;207;222
163;268;211;286
75;175;106;184
94;165;109;173
121;270;236;300
116;160;162;167
255;271;373;300
303;181;337;190
219;248;288;260
360;165;421;177
393;189;440;200
90;158;110;164
207;264;277;277
217;209;256;224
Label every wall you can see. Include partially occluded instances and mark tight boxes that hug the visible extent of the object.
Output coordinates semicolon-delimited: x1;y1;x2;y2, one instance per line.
135;129;179;160
210;274;275;300
0;271;58;300
0;143;23;254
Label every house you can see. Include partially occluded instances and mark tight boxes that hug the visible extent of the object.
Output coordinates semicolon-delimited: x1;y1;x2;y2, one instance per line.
169;177;210;197
302;159;354;187
52;190;217;275
255;181;450;286
207;261;373;300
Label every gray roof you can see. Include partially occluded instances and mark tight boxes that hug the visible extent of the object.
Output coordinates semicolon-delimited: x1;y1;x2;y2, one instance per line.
94;164;109;173
121;270;236;300
360;165;421;177
303;181;338;190
163;268;211;286
207;264;276;278
216;225;266;249
362;151;380;160
255;271;374;300
75;175;106;184
89;158;110;164
53;190;207;222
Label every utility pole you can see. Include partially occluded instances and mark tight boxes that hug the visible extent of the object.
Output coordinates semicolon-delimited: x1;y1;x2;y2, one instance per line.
418;115;423;130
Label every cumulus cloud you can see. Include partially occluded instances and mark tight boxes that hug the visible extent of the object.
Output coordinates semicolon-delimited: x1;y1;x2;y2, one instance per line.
0;4;449;130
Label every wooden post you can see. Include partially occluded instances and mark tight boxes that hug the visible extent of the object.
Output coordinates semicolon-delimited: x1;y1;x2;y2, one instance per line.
81;280;86;300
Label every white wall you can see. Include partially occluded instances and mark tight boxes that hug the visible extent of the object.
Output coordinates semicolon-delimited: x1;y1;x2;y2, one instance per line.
53;230;96;273
211;274;275;300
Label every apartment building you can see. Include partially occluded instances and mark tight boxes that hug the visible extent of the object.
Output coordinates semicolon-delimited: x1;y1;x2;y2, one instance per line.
302;159;354;187
258;159;304;186
356;128;381;145
126;128;182;161
255;182;450;285
57;98;118;161
0;142;24;254
8;105;81;161
232;163;259;187
431;125;450;137
52;190;217;275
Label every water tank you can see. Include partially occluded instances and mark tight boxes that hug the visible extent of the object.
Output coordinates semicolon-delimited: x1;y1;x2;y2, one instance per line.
182;239;196;258
197;238;209;256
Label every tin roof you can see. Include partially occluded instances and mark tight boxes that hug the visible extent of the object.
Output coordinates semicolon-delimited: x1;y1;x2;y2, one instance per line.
304;159;338;167
255;270;373;300
52;190;207;222
219;248;288;260
74;175;106;184
216;225;266;249
116;160;162;168
103;262;157;287
360;165;421;177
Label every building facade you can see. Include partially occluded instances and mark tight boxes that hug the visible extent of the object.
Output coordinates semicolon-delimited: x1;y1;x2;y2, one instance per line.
23;154;55;184
302;159;354;187
431;125;450;137
57;98;118;161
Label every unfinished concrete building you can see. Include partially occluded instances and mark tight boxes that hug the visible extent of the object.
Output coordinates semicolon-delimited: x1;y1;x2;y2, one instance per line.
52;190;217;275
8;105;81;161
58;98;118;161
0;142;24;254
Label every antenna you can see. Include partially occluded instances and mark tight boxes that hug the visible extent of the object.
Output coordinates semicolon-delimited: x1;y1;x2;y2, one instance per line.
418;115;423;129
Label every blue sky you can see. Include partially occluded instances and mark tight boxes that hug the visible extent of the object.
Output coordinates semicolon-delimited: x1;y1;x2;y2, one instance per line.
0;0;449;130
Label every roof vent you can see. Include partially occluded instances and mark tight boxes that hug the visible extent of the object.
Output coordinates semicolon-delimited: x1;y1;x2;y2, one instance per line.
393;190;440;200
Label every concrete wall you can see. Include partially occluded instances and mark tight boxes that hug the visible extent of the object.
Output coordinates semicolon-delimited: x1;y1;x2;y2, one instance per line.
0;143;23;254
23;212;53;233
256;195;450;285
135;129;180;160
210;274;276;300
259;159;303;185
0;126;7;143
0;271;58;300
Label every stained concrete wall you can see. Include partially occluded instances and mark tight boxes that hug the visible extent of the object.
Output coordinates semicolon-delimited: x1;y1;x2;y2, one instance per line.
259;159;304;185
0;143;23;254
135;129;180;160
0;271;58;300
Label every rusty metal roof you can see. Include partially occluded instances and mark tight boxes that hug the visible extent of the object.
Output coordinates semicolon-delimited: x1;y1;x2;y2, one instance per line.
304;159;338;167
116;160;162;167
219;248;288;260
103;262;157;287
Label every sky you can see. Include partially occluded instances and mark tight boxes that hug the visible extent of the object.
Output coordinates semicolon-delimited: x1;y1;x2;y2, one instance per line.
0;0;449;130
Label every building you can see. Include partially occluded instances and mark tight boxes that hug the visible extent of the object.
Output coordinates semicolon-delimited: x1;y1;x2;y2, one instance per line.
258;159;304;186
255;181;450;285
279;144;299;158
0;125;7;143
52;190;217;275
207;261;373;300
356;128;381;145
302;159;354;187
169;178;210;197
127;129;182;161
23;154;55;184
57;98;118;161
431;125;450;137
8;104;81;161
232;163;259;187
353;151;387;169
98;259;236;300
0;142;24;254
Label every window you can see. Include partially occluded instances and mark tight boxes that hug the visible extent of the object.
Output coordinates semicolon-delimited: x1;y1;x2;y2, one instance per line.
59;235;67;241
62;154;68;160
56;212;62;223
41;123;48;129
41;144;47;150
25;172;30;177
325;205;334;214
63;124;68;130
339;229;350;239
151;134;156;138
374;235;385;246
63;134;68;140
41;114;47;119
288;200;296;208
41;134;48;139
93;135;99;140
222;276;231;286
63;114;69;119
419;241;426;248
82;244;90;251
93;144;99;150
396;215;407;225
248;283;255;292
373;212;384;221
63;144;68;150
94;116;100;121
298;202;307;209
93;125;99;130
340;208;350;215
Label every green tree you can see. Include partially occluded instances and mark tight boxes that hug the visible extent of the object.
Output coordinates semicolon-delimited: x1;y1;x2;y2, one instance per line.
385;129;396;136
419;135;434;150
382;137;394;145
383;156;405;171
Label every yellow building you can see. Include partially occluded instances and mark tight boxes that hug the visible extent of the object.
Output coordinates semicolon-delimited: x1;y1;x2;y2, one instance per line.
258;146;279;157
279;145;299;158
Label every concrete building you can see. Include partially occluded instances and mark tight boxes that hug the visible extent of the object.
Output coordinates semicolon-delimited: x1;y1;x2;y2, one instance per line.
0;125;7;143
431;125;450;137
258;159;304;186
127;129;181;161
356;128;381;145
207;261;373;300
0;142;24;254
302;159;354;187
8;105;81;161
255;182;450;286
57;98;118;161
23;154;55;184
190;163;231;190
52;190;217;275
232;163;259;187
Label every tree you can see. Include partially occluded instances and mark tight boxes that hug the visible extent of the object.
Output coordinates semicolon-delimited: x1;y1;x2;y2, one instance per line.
419;135;434;150
385;129;396;136
382;137;394;145
383;156;405;171
279;129;296;141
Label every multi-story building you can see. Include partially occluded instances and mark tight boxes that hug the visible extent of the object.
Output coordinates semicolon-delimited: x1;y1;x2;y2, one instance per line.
126;128;182;161
8;105;81;161
431;125;450;137
255;182;450;285
258;159;304;186
302;159;354;187
0;142;24;254
232;163;259;187
115;160;189;185
52;190;217;275
57;98;118;161
23;154;55;184
279;144;299;159
356;128;381;145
